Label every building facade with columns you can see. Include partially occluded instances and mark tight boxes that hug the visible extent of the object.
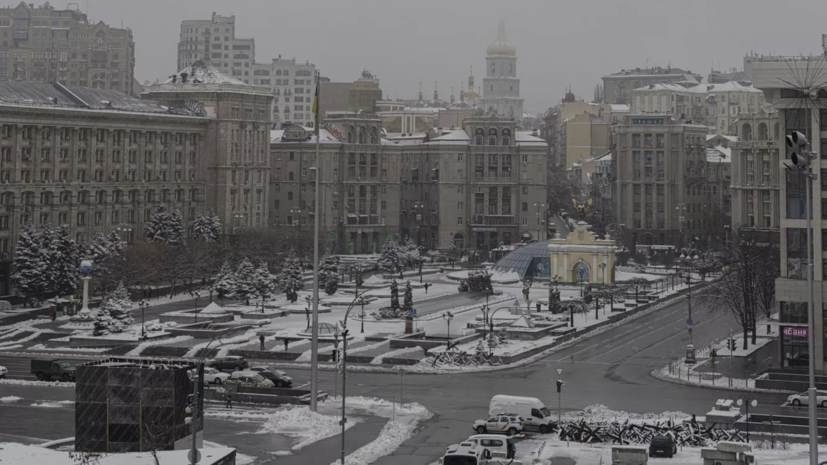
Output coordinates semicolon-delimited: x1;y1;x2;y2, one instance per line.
548;221;617;284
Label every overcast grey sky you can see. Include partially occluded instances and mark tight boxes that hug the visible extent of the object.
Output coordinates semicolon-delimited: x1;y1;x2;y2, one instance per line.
87;0;824;113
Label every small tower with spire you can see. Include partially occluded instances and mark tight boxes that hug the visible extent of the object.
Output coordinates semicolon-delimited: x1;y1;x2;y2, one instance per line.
450;86;455;105
418;82;423;102
468;66;475;91
433;81;439;103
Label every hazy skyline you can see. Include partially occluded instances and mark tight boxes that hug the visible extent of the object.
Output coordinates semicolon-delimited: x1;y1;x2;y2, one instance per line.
84;0;826;113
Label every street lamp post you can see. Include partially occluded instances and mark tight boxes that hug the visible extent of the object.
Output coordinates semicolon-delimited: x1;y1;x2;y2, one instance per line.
359;297;366;334
116;226;133;243
443;312;454;343
78;260;93;317
138;299;149;340
534;202;545;240
737;395;758;443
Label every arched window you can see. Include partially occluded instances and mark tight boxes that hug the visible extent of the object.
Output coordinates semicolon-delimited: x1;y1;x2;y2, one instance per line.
488;135;496;145
475;135;483;145
369;132;376;144
490;63;495;74
508;64;512;74
358;131;365;144
502;136;510;146
288;172;294;181
347;132;353;143
283;70;290;76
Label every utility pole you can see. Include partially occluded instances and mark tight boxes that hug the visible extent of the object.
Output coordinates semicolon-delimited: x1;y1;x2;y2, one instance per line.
310;70;322;412
786;130;817;465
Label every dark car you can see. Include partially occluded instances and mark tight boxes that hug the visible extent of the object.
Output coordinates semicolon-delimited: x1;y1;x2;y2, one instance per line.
209;356;249;372
649;435;677;458
249;366;293;387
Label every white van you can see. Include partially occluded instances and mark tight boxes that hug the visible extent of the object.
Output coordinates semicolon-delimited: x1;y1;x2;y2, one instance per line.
489;395;555;433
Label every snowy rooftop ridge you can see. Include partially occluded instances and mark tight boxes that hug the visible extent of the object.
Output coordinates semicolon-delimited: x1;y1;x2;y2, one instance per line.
164;61;246;86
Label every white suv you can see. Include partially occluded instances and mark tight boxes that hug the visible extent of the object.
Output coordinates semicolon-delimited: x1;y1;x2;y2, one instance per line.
202;367;230;385
472;414;523;435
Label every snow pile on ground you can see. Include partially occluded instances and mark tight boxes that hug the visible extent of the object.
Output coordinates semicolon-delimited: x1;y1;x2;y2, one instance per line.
26;344;109;353
573;404;690;423
257;405;359;451
0;378;74;388
30;401;67;408
346;340;387;355
200;302;229;314
0;331;42;347
0;396;22;402
326;396;433;465
370;347;421;364
126;335;193;356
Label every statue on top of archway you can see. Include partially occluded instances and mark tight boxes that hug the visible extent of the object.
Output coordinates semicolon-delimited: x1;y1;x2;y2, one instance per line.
571;198;593;222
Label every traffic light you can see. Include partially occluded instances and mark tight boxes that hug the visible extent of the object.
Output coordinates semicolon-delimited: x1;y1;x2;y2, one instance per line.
331;350;338;362
726;338;734;351
185;393;196;425
786;131;810;168
556;379;565;393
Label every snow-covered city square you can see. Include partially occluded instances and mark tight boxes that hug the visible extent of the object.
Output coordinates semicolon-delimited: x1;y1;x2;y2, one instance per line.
1;2;827;464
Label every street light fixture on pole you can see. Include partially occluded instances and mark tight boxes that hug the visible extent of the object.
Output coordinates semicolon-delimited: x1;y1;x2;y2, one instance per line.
443;311;454;343
736;395;758;443
786;130;817;464
290;206;302;230
138;299;149;340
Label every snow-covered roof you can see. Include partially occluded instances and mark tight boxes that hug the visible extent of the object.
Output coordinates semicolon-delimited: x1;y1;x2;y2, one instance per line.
706;146;731;162
633;83;707;93
0;81;206;119
270;129;342;144
424;130;471;146
707;134;739;142
165;61;246;86
609;104;630;113
597;152;613;162
515;131;548;146
707;81;762;93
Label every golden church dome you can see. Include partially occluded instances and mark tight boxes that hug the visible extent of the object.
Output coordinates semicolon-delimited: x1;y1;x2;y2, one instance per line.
486;20;516;57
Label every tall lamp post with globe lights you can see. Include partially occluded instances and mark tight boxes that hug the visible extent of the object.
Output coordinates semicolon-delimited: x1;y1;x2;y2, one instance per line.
77;260;93;317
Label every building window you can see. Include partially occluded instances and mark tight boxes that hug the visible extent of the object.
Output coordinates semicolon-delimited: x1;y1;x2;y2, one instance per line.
457;217;463;225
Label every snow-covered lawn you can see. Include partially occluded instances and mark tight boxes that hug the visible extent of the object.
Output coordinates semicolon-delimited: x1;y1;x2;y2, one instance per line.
710;335;773;358
0;442;239;465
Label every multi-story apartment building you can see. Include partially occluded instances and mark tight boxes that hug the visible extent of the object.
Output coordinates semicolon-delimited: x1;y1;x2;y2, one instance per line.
399;116;549;250
144;62;273;232
729;107;780;236
707;81;764;136
0;2;135;95
602;67;703;105
177;14;316;128
753;55;827;370
271;56;316;128
612;115;709;251
269;114;401;255
631;83;707;123
0;81;211;295
177;13;254;83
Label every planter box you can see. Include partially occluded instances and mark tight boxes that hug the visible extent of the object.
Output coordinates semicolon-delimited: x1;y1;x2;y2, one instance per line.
228;349;301;361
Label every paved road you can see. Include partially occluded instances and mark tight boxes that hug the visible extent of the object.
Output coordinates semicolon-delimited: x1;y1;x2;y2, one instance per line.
0;295;818;464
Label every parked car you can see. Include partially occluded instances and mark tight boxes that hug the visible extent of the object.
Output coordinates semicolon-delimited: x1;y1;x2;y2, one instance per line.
230;371;275;388
649;435;677;458
787;390;827;407
472;414;523;436
31;359;75;382
0;365;6;379
209;356;249;372
248;366;293;387
450;434;512;459
202;367;230;385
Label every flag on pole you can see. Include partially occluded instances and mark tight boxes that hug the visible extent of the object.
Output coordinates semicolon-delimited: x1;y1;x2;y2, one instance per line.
312;74;320;136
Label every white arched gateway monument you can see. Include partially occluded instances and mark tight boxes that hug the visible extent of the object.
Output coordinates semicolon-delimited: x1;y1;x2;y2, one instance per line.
548;221;617;285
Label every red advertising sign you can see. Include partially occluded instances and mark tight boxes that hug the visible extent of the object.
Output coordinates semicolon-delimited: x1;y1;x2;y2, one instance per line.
783;327;808;338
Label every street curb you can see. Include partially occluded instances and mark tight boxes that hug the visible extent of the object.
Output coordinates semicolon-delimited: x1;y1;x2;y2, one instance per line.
650;367;794;394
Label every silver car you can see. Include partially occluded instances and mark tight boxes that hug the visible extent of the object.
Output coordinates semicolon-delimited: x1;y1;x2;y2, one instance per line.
787;390;827;407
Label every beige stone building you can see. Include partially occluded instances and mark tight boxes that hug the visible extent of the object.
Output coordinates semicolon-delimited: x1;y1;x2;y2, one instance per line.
269;114;401;254
753;55;827;370
612;114;709;251
0;81;213;296
602;67;702;105
399;116;549;251
728;107;780;235
707;81;765;136
0;2;135;95
143;62;274;232
560;112;609;168
631;83;707;123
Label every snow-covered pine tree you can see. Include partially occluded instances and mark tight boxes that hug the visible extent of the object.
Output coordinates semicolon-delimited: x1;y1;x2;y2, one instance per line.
319;254;339;295
169;207;185;246
390;279;400;310
191;213;213;242
38;222;57;295
144;203;171;243
106;231;126;257
105;282;134;333
211;260;236;304
232;258;257;304
279;255;304;303
12;222;45;304
403;280;413;311
402;239;419;268
93;305;111;336
87;232;111;263
206;210;223;241
378;241;400;276
252;261;275;307
54;224;78;297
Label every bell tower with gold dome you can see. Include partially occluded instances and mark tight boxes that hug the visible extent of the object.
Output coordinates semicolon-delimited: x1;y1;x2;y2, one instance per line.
480;20;524;124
